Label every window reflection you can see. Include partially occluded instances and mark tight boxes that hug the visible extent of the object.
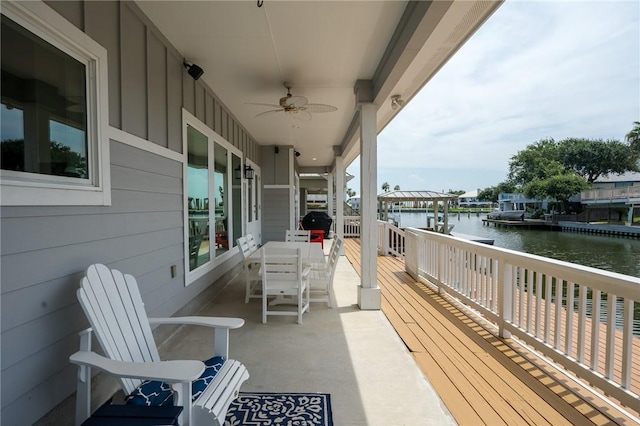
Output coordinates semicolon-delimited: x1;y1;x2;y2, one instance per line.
187;125;210;271
214;142;229;255
0;15;88;179
232;154;242;248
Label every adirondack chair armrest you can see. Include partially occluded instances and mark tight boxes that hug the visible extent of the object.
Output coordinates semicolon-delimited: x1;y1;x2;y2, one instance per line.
148;316;244;329
148;316;245;359
70;351;205;383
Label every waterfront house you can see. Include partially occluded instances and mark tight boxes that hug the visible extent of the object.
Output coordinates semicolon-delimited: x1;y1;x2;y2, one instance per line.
0;1;504;423
458;188;493;209
580;172;640;224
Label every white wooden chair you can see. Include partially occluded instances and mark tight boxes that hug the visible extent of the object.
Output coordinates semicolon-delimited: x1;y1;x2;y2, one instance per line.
285;229;310;242
69;264;249;426
309;238;343;308
237;236;262;303
261;247;311;324
246;233;259;251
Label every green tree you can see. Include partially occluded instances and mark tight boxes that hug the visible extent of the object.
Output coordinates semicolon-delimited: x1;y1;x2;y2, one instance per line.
346;188;356;198
557;138;639;183
523;174;588;210
381;182;390;192
393;184;400;191
448;189;466;195
508;138;563;186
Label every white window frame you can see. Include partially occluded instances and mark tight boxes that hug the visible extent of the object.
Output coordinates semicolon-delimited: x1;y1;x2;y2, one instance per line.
0;1;110;206
183;109;242;285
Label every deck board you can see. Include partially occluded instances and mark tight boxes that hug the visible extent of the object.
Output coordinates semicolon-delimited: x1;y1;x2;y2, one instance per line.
343;238;638;425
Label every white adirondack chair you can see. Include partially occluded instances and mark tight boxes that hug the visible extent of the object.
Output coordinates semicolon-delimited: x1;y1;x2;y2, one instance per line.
309;238;342;308
69;263;249;426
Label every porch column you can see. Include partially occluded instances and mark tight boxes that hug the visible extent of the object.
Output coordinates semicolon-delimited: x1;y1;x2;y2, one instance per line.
358;101;381;309
335;156;345;254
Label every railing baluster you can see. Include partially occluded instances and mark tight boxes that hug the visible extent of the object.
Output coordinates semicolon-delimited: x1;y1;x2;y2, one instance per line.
535;272;542;338
545;275;552;344
605;293;616;379
518;267;525;328
565;281;575;357
590;290;601;371
621;298;633;388
554;278;563;350
511;266;518;327
577;284;587;363
527;269;534;333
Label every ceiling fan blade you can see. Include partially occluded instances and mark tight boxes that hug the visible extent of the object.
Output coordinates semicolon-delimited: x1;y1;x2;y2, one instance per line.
290;109;312;121
246;102;282;108
305;103;338;113
286;96;308;108
255;109;284;118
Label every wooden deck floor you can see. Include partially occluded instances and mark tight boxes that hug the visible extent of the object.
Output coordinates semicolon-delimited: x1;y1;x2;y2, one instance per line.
343;238;639;426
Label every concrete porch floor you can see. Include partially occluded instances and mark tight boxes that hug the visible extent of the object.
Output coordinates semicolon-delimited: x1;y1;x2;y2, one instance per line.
159;241;456;426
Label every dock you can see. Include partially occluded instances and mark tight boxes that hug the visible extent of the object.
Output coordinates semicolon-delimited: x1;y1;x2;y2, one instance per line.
482;218;559;230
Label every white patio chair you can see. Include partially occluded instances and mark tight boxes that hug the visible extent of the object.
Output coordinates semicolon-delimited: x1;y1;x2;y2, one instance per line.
237;236;262;303
69;264;249;426
309;238;343;308
246;233;259;251
261;247;311;324
285;229;310;242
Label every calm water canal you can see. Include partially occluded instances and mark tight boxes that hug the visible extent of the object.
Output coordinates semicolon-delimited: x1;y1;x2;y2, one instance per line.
396;212;640;334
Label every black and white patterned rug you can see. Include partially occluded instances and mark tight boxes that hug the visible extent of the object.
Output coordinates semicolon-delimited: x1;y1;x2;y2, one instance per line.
224;392;333;426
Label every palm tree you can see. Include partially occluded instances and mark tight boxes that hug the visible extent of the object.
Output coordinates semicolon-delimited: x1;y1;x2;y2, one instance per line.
625;121;640;153
381;182;390;192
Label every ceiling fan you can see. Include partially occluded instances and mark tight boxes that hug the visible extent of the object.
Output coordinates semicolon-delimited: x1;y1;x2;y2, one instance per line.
247;83;337;121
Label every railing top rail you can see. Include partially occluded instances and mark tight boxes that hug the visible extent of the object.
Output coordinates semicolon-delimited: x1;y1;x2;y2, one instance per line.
405;227;640;300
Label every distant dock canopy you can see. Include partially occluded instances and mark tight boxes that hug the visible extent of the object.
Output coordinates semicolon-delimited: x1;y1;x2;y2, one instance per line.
378;190;458;234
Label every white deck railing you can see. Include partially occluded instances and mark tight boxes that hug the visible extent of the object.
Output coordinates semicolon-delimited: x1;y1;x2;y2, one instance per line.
343;216;361;238
377;220;405;258
581;187;640;202
404;227;640;412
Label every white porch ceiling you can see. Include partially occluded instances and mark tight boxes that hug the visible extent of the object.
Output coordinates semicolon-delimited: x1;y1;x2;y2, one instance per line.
136;1;502;170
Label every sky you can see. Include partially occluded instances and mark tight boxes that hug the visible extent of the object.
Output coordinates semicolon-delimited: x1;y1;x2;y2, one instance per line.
346;0;640;197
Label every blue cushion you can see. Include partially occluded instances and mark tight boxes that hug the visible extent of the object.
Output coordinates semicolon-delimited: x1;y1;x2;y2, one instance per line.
125;356;225;406
125;380;174;406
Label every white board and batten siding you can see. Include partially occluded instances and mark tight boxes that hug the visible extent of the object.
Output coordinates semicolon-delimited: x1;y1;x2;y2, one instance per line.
1;1;258;424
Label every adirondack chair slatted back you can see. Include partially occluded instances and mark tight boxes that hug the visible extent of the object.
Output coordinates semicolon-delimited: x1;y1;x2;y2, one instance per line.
78;264;160;395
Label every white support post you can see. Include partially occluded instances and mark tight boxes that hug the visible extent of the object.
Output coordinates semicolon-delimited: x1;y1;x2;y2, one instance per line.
358;102;380;309
335;157;345;255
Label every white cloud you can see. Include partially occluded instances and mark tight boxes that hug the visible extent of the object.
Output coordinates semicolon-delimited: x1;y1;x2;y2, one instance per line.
348;1;639;195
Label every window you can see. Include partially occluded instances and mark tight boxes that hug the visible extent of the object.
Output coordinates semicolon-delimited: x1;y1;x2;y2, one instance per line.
183;110;244;283
0;2;109;206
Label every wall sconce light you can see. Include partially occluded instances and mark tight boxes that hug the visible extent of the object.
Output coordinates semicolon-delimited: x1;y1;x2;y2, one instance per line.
294;151;301;157
390;94;405;110
183;60;204;80
234;165;255;180
244;165;255;179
